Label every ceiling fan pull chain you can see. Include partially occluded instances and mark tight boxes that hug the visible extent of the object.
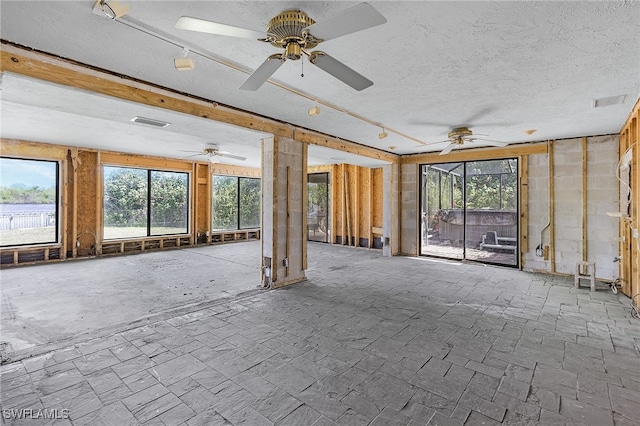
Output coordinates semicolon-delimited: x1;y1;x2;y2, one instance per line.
301;55;304;78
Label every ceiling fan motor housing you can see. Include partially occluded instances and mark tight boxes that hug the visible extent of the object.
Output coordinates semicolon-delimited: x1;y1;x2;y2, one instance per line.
266;10;318;58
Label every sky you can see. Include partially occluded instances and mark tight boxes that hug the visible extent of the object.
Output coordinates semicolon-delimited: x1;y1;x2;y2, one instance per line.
0;158;57;188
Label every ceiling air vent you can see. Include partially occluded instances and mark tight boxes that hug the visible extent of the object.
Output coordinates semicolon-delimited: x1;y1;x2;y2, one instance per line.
131;116;171;128
592;94;627;108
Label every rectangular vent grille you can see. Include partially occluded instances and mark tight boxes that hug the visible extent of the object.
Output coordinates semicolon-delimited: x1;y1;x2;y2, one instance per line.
593;94;627;108
131;116;171;127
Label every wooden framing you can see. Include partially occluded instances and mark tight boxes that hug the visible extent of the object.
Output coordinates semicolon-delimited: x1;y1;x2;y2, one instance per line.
618;98;639;299
1;43;397;165
519;155;529;266
549;141;556;270
402;142;548;164
0;138;261;266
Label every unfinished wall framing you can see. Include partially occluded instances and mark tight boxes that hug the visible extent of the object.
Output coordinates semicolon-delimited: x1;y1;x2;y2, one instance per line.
0;139;263;266
618;99;639;299
330;164;384;249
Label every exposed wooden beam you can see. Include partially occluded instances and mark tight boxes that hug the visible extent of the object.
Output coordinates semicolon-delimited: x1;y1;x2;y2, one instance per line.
402;142;548;164
1;43;398;165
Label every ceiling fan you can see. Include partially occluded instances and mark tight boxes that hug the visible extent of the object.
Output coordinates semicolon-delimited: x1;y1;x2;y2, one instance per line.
175;2;386;91
183;144;246;162
437;127;509;155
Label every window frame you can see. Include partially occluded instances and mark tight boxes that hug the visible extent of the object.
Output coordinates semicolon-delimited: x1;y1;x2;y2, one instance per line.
102;164;191;240
211;175;261;231
0;156;61;248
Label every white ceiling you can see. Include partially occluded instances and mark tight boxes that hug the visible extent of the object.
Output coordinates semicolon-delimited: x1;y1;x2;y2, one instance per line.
1;1;639;167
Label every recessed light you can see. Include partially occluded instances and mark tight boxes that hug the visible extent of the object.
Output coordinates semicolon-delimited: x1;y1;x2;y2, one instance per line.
593;94;627;108
388;145;397;150
131;116;171;128
524;129;537;135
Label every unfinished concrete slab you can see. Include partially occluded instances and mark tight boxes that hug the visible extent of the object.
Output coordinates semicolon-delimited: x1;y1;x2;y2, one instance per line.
0;242;262;354
1;243;639;425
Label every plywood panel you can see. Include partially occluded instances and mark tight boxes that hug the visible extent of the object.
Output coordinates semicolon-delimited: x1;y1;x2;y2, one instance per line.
372;168;384;228
358;166;370;246
76;151;99;256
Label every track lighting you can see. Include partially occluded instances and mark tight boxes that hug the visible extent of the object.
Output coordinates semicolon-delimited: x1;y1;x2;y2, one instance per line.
378;128;388;139
308;105;320;116
174;48;195;71
92;0;129;19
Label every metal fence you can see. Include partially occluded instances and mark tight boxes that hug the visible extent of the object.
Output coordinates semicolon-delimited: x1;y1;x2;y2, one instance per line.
0;212;56;230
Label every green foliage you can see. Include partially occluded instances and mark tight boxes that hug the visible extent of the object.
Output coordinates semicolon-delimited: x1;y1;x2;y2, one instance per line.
212;176;261;230
0;184;56;204
212;176;238;230
103;167;188;230
308;181;328;211
151;171;188;228
424;159;517;216
239;178;261;228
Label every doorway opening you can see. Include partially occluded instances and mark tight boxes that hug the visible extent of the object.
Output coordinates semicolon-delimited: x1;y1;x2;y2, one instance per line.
420;158;519;267
308;172;330;243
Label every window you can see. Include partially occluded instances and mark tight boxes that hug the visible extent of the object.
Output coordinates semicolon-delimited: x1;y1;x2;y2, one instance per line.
212;176;260;231
0;157;59;246
103;166;189;239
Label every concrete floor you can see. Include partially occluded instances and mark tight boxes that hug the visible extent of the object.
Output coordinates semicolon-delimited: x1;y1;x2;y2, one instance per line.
1;242;639;425
1;242;264;354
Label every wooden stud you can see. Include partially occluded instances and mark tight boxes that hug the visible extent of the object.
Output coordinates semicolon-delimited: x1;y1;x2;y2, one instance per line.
369;168;374;248
340;164;346;245
549;141;556;273
285;166;290;277
354;165;360;247
519;156;529;268
71;149;79;258
582;137;588;262
344;169;352;246
96;151;103;256
302;143;308;270
272;137;278;283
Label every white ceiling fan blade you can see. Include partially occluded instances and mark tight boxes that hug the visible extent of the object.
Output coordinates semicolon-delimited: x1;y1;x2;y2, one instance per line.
308;52;373;91
175;16;264;40
218;153;246;161
475;139;509;147
440;143;458;155
304;2;386;42
239;54;285;91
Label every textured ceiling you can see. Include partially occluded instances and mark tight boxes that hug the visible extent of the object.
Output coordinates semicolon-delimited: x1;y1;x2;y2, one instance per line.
1;1;639;165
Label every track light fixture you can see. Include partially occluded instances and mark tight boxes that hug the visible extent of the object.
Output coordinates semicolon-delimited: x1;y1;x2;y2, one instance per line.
174;48;195;71
308;105;320;116
92;0;129;19
378;128;388;139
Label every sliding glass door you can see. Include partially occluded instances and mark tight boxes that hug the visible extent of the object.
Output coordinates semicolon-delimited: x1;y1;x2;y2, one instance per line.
420;159;518;267
308;173;330;243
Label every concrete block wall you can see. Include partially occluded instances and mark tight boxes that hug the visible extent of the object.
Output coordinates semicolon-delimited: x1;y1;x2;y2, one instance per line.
523;135;619;279
261;136;306;287
400;163;419;255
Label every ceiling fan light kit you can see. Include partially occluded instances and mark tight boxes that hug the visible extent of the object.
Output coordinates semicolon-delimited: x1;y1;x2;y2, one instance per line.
176;2;386;91
92;0;129;20
438;126;509;155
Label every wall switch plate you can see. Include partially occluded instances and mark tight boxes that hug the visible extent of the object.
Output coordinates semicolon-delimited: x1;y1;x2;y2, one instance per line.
633;228;639;239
